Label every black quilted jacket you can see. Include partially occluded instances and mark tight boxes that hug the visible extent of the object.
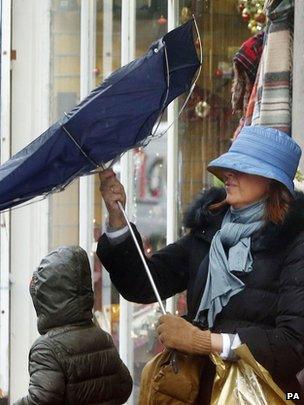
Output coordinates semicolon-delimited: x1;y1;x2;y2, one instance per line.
97;188;304;395
15;246;132;405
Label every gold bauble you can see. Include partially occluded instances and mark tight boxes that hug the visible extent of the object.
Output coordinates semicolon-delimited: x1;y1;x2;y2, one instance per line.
181;7;191;23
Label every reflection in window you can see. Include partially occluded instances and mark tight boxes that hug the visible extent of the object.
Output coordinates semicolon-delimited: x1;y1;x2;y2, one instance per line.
178;0;249;220
92;0;122;350
48;0;81;249
175;1;250;318
130;3;169;400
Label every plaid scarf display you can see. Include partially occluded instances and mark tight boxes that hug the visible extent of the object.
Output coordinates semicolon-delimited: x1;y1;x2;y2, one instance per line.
232;0;294;139
251;0;294;135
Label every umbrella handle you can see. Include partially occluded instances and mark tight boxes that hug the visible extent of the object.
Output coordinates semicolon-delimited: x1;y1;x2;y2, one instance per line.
117;201;167;315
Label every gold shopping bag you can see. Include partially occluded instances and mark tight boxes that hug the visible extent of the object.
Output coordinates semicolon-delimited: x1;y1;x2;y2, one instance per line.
210;344;295;405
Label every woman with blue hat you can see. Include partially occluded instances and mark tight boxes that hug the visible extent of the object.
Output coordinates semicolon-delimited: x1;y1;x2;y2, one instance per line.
97;125;304;402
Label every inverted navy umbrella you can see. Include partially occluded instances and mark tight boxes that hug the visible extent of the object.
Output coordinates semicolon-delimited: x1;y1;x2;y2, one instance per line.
0;19;200;211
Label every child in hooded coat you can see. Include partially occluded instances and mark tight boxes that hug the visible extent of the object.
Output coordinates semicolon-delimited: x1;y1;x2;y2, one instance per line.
15;246;132;405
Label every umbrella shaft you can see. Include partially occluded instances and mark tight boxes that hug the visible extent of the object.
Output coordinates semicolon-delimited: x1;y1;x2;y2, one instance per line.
117;201;167;315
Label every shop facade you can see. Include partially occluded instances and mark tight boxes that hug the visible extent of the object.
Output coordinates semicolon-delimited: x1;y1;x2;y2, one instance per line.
0;0;303;403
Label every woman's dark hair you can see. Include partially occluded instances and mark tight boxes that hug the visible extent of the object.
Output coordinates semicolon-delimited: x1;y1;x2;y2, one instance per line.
208;180;292;225
265;180;292;224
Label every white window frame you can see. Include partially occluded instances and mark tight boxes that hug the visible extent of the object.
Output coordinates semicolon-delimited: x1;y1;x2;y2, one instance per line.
166;0;179;314
9;1;50;401
119;2;136;404
0;0;11;397
79;1;96;268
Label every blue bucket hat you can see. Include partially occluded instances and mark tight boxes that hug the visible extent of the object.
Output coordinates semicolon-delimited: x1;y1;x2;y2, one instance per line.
208;126;302;195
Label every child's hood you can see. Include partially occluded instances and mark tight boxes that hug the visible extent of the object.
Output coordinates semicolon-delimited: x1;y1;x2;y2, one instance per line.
30;246;94;334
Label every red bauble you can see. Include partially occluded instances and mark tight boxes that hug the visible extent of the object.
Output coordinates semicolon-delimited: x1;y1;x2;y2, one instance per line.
157;15;167;25
238;3;245;12
215;68;223;77
255;12;266;23
242;13;250;22
93;67;100;76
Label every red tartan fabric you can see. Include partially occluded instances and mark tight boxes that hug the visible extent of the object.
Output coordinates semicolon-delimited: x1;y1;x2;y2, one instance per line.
233;32;265;82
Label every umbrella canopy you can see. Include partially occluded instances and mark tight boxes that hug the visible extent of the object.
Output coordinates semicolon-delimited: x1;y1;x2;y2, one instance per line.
0;19;200;210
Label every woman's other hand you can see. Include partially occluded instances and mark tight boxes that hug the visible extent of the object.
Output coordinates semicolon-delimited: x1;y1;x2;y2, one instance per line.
157;314;213;355
99;169;127;229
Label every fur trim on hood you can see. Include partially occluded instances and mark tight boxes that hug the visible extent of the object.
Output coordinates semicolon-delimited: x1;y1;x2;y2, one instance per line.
183;187;226;230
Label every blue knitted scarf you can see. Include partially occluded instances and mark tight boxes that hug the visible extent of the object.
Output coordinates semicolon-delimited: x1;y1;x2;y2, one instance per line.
195;199;265;328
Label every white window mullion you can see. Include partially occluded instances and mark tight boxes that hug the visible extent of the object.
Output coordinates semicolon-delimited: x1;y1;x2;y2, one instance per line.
166;0;179;314
79;1;96;266
119;2;136;404
0;0;11;397
100;0;114;329
103;0;113;78
10;1;50;401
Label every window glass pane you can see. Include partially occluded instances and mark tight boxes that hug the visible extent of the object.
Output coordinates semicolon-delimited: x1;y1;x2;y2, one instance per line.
92;0;122;349
131;1;168;400
48;0;81;249
135;0;167;56
175;0;250;316
178;0;249;212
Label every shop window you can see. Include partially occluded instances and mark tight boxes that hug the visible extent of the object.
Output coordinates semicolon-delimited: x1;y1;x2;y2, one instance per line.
92;0;122;349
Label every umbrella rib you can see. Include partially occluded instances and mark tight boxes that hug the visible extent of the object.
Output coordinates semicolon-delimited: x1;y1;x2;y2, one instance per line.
169;16;203;122
149;44;170;139
145;16;203;141
62;125;100;169
136;44;171;149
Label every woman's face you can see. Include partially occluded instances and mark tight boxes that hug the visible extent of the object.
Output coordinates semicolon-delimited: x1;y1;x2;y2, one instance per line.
222;170;270;209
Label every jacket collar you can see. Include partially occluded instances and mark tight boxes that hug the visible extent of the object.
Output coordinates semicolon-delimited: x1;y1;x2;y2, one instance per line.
183;187;304;251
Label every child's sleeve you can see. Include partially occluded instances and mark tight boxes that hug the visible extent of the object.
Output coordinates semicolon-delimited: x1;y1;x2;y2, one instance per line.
13;340;65;405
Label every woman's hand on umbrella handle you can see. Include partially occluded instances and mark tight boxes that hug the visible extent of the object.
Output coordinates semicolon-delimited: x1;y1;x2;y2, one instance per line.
156;314;212;355
99;169;127;229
